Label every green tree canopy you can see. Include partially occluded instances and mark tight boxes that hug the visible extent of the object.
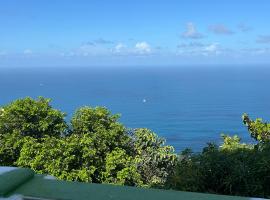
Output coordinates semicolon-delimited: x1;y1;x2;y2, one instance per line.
0;131;24;166
14;104;177;187
102;147;142;186
0;97;67;138
71;106;121;135
130;128;177;187
17;134;97;182
242;113;270;143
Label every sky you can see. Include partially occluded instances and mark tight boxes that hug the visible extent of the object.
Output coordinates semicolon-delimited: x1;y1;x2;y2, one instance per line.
1;0;270;67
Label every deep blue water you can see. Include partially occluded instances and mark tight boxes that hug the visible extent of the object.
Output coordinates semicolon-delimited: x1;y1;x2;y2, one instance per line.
1;66;270;152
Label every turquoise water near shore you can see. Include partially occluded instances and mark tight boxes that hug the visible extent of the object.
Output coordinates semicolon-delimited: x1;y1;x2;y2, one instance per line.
1;66;270;152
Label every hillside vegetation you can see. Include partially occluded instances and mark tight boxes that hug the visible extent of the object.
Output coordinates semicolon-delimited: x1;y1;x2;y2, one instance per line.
0;97;269;198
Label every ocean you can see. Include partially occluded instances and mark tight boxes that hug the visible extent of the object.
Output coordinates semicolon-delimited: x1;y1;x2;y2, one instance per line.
1;66;270;152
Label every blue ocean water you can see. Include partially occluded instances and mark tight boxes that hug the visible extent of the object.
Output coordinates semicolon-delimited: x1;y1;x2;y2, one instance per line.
0;66;270;152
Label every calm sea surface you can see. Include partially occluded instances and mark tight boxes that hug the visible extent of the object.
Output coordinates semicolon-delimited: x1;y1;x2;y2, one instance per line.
1;66;270;152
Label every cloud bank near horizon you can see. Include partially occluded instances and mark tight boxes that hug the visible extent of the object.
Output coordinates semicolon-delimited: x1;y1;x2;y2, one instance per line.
1;1;270;66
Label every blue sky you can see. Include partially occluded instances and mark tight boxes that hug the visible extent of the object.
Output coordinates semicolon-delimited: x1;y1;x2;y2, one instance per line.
1;0;270;67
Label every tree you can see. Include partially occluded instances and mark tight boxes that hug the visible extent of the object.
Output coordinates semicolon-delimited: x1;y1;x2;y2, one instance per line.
129;128;177;187
220;134;252;151
0;97;67;138
166;148;202;192
169;114;270;198
18;106;132;183
16;105;177;187
242;113;270;143
71;106;121;135
70;106;131;182
0;97;67;166
102;147;142;186
17;134;97;182
0;131;24;166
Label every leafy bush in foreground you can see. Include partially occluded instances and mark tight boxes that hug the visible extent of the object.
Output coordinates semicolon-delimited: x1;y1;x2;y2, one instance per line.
0;131;24;166
168;114;270;198
0;97;176;187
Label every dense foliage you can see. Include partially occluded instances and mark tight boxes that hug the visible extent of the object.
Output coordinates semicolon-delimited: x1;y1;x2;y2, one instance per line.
0;97;270;198
0;97;67;138
0;97;175;187
168;114;270;198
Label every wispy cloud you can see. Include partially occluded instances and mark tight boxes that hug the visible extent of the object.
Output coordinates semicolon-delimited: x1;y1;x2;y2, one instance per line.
61;43;111;57
62;41;153;57
256;35;270;44
237;23;252;32
181;22;204;39
23;49;33;55
84;41;96;46
177;41;222;56
0;51;7;56
239;47;270;56
94;38;114;44
82;38;114;47
209;24;234;35
177;42;205;48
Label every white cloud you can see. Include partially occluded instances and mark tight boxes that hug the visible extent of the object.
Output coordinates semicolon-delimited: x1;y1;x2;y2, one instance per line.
181;22;204;39
112;42;152;56
203;43;221;56
135;42;151;54
205;43;219;52
177;42;222;56
23;49;33;55
61;42;153;57
114;43;127;53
